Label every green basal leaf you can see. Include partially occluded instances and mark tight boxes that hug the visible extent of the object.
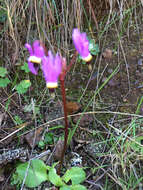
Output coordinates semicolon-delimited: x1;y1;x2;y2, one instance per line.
60;186;72;190
60;184;87;190
48;168;65;187
21;62;30;73
71;184;87;190
12;159;48;188
0;78;10;87
0;67;8;77
62;167;86;185
16;80;31;94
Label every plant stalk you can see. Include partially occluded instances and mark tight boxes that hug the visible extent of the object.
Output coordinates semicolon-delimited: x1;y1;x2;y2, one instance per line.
57;53;77;175
57;77;68;175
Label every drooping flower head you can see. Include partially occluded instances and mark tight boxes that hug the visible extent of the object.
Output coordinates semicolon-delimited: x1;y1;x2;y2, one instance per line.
72;28;92;62
41;51;62;88
25;41;45;75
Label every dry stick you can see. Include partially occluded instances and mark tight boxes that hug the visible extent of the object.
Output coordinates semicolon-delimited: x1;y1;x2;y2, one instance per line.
86;0;99;31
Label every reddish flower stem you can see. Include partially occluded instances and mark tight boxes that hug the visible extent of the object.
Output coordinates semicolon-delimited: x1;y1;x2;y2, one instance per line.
66;51;78;73
57;52;77;175
57;77;68;175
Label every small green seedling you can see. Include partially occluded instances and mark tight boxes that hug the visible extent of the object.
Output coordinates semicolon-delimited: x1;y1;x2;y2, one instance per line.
0;67;11;87
38;132;54;149
44;132;54;144
14;115;24;125
11;159;87;190
89;39;100;55
16;80;31;94
38;140;45;149
20;62;30;73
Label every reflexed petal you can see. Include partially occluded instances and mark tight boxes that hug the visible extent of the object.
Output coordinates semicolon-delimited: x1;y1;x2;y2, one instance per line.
54;53;62;73
33;41;45;57
41;56;48;80
25;40;46;75
41;52;62;88
28;61;39;75
25;43;33;55
72;28;92;61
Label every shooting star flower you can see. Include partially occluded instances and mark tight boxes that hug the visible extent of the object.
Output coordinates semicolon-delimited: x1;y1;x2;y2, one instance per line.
25;40;45;75
72;28;92;62
41;51;62;88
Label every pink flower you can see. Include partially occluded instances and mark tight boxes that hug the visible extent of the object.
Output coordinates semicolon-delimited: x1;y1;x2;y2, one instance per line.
72;28;92;62
41;51;62;88
25;41;45;75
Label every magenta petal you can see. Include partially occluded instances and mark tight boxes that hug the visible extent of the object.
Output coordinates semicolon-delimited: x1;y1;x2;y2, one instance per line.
41;51;62;88
25;43;33;55
28;61;39;75
48;51;54;65
54;53;62;74
72;28;91;60
33;40;45;57
25;40;46;75
41;57;48;81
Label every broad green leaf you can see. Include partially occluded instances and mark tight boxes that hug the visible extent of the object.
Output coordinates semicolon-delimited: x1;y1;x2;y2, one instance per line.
0;78;10;87
71;184;87;190
62;167;86;185
60;184;87;190
48;168;65;187
21;62;30;73
60;186;72;190
0;67;7;77
16;80;31;94
13;159;48;188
